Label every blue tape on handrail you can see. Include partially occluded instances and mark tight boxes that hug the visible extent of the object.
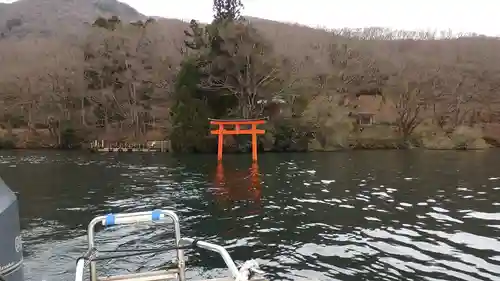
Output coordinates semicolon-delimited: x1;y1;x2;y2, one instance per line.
104;214;115;226
151;210;162;221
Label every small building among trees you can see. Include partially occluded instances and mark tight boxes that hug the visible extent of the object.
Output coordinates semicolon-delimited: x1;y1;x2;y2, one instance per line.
344;88;397;126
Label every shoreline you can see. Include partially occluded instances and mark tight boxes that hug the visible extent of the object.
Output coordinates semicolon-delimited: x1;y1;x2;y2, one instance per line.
0;146;497;152
2;123;499;152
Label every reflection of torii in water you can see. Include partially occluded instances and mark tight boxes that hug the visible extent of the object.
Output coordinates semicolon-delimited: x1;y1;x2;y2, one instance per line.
212;162;262;212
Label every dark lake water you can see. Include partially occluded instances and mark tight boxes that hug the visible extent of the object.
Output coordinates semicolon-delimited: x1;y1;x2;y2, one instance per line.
0;150;499;281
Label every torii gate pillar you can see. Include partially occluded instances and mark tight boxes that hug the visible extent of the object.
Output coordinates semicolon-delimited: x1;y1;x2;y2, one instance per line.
209;118;266;162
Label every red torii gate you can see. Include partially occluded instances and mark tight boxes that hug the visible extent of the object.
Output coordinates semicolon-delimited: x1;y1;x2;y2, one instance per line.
209;118;266;162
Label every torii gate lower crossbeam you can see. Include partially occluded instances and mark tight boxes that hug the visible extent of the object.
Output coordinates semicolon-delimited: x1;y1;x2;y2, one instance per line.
209;118;266;162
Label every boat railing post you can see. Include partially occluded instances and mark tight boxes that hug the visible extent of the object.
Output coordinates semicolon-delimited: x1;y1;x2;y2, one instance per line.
158;210;186;281
87;215;106;281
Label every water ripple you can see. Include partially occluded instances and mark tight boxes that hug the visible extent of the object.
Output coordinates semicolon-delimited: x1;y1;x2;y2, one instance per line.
1;151;500;280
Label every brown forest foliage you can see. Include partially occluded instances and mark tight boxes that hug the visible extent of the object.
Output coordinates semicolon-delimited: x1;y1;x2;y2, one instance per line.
1;0;500;151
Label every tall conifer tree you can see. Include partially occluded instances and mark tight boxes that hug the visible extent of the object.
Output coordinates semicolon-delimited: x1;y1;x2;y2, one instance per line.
213;0;244;22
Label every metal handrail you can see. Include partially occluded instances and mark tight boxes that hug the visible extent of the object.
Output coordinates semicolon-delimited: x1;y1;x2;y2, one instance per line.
75;210;249;281
180;238;241;279
85;210;186;281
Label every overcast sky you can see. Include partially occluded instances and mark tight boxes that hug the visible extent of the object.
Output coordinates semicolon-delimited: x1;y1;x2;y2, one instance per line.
2;0;499;36
120;0;498;36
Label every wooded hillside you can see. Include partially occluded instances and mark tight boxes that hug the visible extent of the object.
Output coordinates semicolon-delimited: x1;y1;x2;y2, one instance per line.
1;0;499;151
0;0;144;38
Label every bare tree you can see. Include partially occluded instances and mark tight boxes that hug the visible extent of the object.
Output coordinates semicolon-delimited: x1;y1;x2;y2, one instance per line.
395;83;426;140
389;62;432;140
